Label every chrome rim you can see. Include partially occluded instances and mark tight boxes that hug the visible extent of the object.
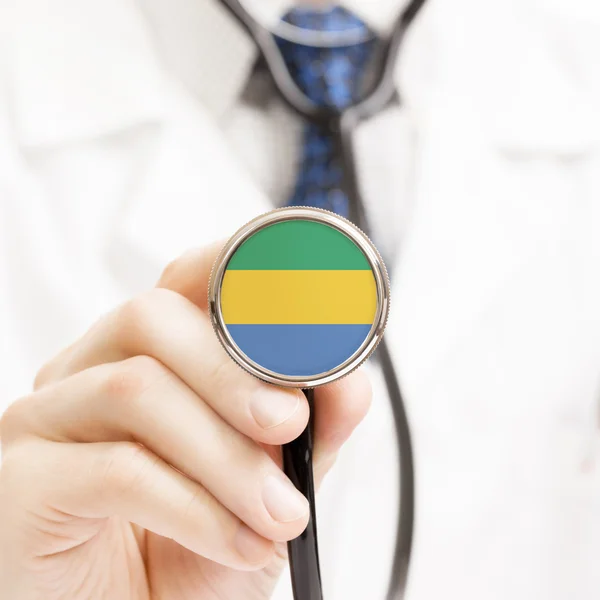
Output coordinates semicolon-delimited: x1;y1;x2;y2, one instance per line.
208;207;390;388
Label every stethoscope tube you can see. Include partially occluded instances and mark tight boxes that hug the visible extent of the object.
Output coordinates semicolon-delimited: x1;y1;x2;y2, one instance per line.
220;0;428;124
338;112;415;600
282;389;323;600
217;1;429;598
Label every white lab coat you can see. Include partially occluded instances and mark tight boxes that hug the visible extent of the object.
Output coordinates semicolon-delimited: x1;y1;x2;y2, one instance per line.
2;0;600;598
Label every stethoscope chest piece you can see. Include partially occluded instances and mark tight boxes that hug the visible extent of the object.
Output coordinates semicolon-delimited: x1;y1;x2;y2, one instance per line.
208;206;390;388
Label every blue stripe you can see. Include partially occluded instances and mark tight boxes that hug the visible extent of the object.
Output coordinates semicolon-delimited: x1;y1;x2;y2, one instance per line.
226;324;371;377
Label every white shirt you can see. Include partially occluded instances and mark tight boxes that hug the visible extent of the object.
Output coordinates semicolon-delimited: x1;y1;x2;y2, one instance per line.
2;0;600;599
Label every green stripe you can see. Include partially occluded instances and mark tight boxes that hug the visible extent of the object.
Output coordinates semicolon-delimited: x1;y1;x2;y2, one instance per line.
227;220;370;270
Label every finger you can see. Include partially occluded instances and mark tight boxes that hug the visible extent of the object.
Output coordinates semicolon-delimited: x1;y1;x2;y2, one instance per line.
157;242;225;311
2;357;310;543
34;242;223;389
35;288;309;446
0;438;274;571
312;368;372;487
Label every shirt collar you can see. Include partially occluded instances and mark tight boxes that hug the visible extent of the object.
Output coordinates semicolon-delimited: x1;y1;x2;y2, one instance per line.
7;0;406;148
245;0;404;34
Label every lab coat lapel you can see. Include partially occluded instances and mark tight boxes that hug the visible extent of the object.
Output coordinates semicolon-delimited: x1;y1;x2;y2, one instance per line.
139;0;259;120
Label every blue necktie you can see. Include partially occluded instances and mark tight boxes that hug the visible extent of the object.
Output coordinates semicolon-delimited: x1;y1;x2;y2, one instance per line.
277;7;375;218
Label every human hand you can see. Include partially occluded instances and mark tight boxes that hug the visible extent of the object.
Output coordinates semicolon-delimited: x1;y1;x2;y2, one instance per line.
0;243;372;600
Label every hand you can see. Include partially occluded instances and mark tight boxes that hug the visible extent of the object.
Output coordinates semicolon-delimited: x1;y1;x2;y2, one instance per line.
0;243;372;600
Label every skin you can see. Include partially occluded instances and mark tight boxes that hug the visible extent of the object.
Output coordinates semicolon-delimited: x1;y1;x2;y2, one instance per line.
0;242;372;599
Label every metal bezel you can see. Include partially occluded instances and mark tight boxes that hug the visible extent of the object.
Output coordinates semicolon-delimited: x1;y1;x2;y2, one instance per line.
208;207;390;388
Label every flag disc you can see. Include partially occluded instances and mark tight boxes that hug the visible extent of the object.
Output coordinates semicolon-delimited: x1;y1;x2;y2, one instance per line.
208;207;390;388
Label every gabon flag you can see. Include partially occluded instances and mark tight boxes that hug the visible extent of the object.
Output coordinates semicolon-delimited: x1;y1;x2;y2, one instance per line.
219;219;378;377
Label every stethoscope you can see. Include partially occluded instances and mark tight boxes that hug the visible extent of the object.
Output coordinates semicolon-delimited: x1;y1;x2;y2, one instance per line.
216;1;429;598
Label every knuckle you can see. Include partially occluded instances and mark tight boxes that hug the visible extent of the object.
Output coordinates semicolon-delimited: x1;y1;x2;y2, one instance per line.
114;295;153;349
33;359;55;390
99;442;160;497
207;358;234;392
0;395;34;445
181;485;211;521
158;255;184;287
145;286;181;306
114;292;156;351
114;289;180;353
127;353;166;376
209;356;257;403
158;249;202;289
103;356;169;406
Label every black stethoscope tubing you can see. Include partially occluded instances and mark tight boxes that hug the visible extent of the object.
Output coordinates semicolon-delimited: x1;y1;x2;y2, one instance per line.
217;1;428;598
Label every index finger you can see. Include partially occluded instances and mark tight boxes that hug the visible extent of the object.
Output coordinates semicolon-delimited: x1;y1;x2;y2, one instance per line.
156;241;225;311
35;241;226;389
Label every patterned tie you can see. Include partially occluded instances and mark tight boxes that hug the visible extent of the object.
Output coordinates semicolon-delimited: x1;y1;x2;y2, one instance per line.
277;7;375;218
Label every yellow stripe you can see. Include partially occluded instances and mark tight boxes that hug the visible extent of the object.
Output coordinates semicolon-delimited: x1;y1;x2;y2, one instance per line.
221;270;377;324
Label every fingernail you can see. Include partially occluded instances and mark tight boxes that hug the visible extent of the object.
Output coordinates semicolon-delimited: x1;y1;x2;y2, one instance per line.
235;525;272;564
262;475;309;523
250;388;300;430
